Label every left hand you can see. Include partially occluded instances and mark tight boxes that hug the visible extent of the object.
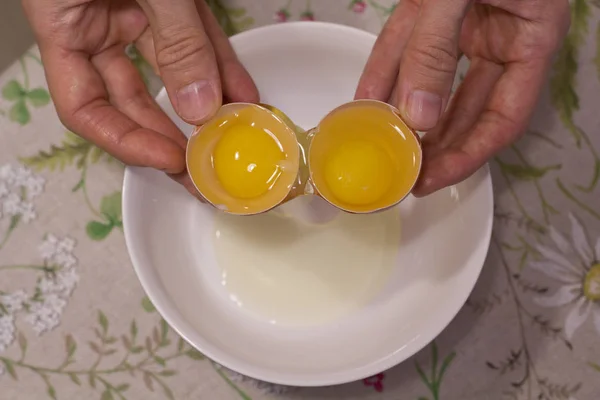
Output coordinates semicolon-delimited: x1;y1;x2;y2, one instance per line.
355;0;570;196
22;0;258;199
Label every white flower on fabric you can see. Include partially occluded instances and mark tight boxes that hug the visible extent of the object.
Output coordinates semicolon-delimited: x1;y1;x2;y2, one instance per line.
53;252;76;269
12;166;33;187
0;165;14;183
25;294;67;335
55;236;75;254
38;267;79;297
2;193;22;217
0;314;16;352
38;234;59;260
19;234;80;335
19;201;36;223
0;183;8;198
58;268;79;296
24;175;45;200
0;290;27;314
38;234;78;268
531;213;600;340
0;164;45;223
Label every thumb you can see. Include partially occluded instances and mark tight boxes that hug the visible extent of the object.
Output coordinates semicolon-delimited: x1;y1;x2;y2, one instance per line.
396;0;469;131
137;0;222;124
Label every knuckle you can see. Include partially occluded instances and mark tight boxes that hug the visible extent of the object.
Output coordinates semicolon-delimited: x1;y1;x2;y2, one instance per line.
526;0;570;57
155;27;211;72
406;34;458;77
521;22;570;59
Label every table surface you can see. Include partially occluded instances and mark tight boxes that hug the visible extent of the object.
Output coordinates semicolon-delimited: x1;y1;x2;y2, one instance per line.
1;1;600;399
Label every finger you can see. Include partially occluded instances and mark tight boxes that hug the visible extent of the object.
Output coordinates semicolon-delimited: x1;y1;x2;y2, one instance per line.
91;45;187;150
461;60;548;163
414;58;502;196
420;57;503;153
134;5;258;104
195;0;259;103
136;0;222;124
355;0;420;102
42;47;185;173
93;47;207;202
415;59;549;195
396;0;470;130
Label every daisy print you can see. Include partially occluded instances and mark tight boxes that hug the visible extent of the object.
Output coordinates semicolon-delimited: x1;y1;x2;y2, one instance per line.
530;213;600;340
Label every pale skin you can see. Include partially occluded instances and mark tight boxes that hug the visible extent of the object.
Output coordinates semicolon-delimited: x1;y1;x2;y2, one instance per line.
23;0;570;197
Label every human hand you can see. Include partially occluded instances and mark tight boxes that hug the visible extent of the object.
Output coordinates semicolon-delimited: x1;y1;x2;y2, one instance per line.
22;0;259;195
356;0;570;196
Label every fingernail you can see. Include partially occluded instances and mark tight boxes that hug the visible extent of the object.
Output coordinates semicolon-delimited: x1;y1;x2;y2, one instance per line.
176;80;218;122
406;90;442;130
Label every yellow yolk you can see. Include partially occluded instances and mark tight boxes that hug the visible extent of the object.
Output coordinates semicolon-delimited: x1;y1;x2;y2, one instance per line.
324;140;393;206
213;124;285;199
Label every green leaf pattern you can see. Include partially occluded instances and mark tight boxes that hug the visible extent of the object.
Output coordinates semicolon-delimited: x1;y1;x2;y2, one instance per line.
1;58;50;125
86;192;123;241
414;342;456;400
0;306;238;400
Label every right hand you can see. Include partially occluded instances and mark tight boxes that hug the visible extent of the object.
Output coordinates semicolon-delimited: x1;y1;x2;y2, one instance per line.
355;0;569;196
22;0;259;195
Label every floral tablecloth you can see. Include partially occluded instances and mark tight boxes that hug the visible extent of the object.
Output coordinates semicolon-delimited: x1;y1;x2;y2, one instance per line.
1;1;600;399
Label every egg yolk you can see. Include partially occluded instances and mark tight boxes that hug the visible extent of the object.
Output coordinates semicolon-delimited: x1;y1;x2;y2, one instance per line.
324;140;393;206
213;124;286;199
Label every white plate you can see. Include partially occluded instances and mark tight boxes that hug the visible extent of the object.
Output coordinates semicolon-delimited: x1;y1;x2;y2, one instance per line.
123;22;494;386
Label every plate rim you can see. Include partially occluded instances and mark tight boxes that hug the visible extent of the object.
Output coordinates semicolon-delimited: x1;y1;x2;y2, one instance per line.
123;21;494;387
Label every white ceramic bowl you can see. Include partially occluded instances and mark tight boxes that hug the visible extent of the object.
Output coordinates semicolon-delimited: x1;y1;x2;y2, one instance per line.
123;22;493;386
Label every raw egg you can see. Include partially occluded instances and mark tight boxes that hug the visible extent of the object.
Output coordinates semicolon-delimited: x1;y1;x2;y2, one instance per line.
308;100;422;213
186;103;300;215
323;140;394;206
212;124;285;199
